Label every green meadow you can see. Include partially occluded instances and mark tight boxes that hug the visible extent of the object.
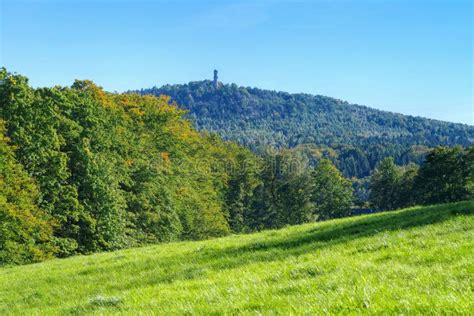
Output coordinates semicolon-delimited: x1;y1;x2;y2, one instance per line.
1;201;473;315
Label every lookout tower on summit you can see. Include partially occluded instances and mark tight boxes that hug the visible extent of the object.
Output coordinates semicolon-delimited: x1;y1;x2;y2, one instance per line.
213;70;219;89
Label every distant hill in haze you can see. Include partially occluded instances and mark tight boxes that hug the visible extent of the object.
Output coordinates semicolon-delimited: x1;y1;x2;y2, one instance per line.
135;80;474;178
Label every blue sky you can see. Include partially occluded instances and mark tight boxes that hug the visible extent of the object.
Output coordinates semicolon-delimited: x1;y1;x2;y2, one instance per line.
1;0;472;124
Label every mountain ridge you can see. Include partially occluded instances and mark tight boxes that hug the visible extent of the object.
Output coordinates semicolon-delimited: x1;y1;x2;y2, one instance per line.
135;80;473;178
142;79;473;126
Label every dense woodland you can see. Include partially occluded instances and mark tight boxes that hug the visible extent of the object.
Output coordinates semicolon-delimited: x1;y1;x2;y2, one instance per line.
138;80;474;179
369;147;474;210
1;70;473;266
0;70;349;265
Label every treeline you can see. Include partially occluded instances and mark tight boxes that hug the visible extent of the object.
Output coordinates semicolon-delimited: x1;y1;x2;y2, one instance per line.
234;151;353;232
136;80;474;179
369;146;474;210
1;69;249;264
2;70;472;266
0;70;351;266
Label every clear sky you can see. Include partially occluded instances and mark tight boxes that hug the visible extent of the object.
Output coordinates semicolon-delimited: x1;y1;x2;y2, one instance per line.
1;0;472;124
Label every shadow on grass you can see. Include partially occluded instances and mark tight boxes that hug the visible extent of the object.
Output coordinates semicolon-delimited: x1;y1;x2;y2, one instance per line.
114;201;474;290
231;201;473;252
68;295;123;315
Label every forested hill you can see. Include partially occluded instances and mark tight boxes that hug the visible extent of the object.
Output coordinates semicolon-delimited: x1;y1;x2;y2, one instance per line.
137;80;474;178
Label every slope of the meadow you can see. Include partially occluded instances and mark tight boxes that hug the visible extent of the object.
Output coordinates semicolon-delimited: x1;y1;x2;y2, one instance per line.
1;201;473;315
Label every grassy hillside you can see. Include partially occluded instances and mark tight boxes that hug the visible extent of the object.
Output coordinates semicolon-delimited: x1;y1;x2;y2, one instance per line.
1;201;473;315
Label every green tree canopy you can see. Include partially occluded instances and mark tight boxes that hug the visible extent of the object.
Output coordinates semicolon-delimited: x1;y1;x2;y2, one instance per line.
369;157;402;210
416;146;474;204
311;159;353;220
0;120;56;265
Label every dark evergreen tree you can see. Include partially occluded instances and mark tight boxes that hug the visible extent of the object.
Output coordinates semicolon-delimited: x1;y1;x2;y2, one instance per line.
415;147;473;204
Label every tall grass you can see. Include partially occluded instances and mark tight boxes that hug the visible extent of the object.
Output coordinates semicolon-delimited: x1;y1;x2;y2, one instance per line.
1;201;473;315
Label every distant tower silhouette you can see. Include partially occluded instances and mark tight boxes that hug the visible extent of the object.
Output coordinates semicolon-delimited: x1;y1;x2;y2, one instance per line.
213;69;219;89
